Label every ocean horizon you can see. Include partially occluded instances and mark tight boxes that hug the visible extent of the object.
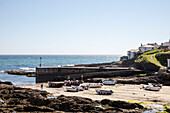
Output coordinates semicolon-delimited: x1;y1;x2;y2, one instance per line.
0;55;120;85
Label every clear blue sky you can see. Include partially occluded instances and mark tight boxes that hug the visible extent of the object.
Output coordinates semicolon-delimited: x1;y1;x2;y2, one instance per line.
0;0;170;55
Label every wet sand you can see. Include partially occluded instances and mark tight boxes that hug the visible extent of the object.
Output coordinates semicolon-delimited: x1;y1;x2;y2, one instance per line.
19;83;170;105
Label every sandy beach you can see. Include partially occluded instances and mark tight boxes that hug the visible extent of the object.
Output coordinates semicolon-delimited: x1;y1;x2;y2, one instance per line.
19;83;170;105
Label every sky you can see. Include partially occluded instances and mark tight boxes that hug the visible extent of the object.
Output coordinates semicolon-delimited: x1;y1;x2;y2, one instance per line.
0;0;170;55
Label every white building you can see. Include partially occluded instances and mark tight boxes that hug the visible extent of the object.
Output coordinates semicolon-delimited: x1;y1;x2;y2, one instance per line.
147;43;159;49
127;49;139;59
159;40;170;50
139;44;154;53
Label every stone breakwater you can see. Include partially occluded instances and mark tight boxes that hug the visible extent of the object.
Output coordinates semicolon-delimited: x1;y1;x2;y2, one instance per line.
36;66;143;83
0;81;146;112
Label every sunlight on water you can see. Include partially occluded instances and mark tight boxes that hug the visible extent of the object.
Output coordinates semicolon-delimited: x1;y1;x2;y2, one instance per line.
0;55;119;85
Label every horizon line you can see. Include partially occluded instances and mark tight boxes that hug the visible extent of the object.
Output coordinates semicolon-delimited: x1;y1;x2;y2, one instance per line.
0;53;122;56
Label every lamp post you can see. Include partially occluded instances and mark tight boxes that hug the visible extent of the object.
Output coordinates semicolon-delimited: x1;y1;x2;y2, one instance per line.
40;57;42;67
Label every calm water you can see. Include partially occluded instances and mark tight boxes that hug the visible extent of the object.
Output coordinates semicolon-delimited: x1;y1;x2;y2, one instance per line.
0;55;120;85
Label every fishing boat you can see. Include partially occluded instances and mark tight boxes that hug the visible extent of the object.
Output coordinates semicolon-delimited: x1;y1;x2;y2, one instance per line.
48;82;64;88
141;84;161;91
96;90;113;95
88;83;103;88
64;80;80;86
102;80;116;85
80;85;89;90
144;85;161;91
66;86;79;92
148;83;163;88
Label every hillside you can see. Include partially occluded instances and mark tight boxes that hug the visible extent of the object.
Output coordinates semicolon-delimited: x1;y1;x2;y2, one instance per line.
134;49;170;71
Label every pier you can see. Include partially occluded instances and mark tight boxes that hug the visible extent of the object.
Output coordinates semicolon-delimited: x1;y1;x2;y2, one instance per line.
36;66;143;83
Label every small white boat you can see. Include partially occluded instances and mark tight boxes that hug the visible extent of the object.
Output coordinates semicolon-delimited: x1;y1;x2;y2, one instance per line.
144;86;161;91
141;84;161;91
148;83;163;88
66;86;79;92
78;86;84;91
96;90;113;95
102;80;116;85
80;85;89;90
88;83;103;88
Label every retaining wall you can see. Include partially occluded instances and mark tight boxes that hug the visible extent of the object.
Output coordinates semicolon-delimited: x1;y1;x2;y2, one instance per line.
36;67;143;83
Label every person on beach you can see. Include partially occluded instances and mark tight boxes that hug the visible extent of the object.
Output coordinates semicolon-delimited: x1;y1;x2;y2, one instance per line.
41;84;43;89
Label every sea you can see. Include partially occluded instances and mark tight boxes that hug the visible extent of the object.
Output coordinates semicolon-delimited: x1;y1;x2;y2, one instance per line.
0;55;120;85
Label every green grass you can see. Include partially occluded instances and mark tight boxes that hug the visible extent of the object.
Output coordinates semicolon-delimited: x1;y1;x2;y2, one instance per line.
135;49;165;68
139;74;147;76
142;49;163;55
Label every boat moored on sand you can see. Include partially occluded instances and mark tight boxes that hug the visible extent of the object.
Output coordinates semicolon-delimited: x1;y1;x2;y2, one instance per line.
80;85;89;90
96;90;113;95
64;80;80;86
141;84;161;91
88;83;103;88
48;82;64;88
102;80;117;85
148;83;163;88
66;86;79;92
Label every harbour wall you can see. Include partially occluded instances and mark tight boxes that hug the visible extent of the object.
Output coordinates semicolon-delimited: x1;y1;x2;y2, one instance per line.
36;67;143;83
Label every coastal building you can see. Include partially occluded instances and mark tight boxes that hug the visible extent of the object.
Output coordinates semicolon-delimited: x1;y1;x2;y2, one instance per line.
147;43;159;49
159;40;170;50
120;56;128;61
127;49;139;59
139;44;154;53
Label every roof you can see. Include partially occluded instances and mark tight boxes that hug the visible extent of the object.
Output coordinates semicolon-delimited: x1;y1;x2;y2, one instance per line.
147;43;158;46
161;42;170;46
121;56;128;58
128;49;139;52
140;44;154;48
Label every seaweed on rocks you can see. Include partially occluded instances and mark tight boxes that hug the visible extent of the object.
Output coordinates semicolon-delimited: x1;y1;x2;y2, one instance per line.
0;81;144;112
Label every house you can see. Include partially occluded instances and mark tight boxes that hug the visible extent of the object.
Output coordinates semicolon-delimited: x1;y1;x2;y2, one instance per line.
159;40;170;50
139;44;155;53
120;56;128;61
147;43;159;49
127;49;139;59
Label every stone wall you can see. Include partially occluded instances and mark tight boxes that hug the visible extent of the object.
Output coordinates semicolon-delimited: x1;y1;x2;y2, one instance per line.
134;62;160;72
36;67;143;83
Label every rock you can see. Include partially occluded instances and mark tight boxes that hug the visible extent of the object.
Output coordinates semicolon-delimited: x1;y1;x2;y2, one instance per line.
7;98;28;105
101;99;112;105
0;81;144;112
14;105;54;112
4;70;36;77
28;95;51;106
101;99;144;109
0;81;13;85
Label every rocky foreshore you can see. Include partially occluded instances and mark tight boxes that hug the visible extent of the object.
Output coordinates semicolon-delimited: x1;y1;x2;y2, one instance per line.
0;81;146;112
4;70;36;77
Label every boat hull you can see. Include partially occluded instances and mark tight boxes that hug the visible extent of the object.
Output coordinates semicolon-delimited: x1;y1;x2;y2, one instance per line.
88;84;103;88
66;87;79;92
102;80;116;85
48;82;64;88
141;84;161;91
96;90;113;95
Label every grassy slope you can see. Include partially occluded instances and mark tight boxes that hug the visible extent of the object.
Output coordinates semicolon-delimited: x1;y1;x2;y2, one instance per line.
135;49;168;68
